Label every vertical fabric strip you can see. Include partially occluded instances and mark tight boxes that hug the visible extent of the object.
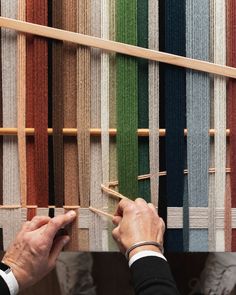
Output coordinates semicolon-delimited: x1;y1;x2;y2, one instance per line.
100;0;110;249
213;0;226;251
17;0;27;207
108;0;118;251
116;0;138;199
227;0;236;251
148;0;159;207
77;0;91;208
137;0;150;202
186;0;210;251
26;0;36;205
1;0;20;206
52;0;64;207
164;0;186;251
90;0;103;250
62;0;79;249
33;0;48;207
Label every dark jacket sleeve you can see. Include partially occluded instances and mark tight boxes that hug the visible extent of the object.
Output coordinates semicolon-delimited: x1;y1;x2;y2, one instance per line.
130;256;180;295
0;275;10;295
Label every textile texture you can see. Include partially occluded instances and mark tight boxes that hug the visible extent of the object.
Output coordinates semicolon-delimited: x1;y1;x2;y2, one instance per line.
0;0;234;252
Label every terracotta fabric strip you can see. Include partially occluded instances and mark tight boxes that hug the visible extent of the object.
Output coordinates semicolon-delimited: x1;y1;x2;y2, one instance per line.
227;0;236;251
52;0;64;207
17;0;27;207
26;0;48;207
26;0;36;205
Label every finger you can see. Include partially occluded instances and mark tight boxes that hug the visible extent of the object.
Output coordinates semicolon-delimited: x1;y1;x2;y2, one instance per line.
135;198;147;207
21;221;32;232
147;203;157;214
28;216;51;231
112;226;120;242
44;211;76;241
112;216;122;225
48;235;70;269
114;199;134;217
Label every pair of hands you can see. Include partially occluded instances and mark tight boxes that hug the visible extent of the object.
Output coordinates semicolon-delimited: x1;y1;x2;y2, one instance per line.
2;199;165;291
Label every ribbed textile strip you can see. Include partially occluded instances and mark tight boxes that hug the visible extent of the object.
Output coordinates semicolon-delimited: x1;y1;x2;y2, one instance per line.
164;0;186;251
1;0;20;206
148;0;159;207
26;0;36;205
227;0;236;251
77;0;91;250
17;0;27;207
108;0;118;251
186;0;210;252
225;139;231;251
62;0;79;250
137;0;150;202
212;0;226;251
52;0;64;207
77;0;91;209
101;0;110;249
90;0;103;250
32;0;48;207
116;0;138;199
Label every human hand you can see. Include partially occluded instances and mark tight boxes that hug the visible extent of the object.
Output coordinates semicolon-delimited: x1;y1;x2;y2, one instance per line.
2;210;76;291
112;198;165;259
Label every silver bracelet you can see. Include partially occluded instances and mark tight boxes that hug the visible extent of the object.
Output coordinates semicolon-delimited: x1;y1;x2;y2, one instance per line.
125;241;164;260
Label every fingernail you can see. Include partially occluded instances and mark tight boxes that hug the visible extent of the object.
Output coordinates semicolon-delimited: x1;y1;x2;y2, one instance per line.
63;236;70;245
67;210;76;218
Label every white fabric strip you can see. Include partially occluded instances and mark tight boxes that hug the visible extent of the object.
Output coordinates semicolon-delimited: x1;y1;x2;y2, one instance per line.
1;0;20;206
90;0;103;250
148;0;159;207
212;0;226;252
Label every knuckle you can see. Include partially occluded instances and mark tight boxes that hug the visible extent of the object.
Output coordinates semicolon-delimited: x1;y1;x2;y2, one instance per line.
49;218;60;229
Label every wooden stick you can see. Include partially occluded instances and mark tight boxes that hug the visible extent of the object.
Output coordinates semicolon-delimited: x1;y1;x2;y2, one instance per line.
0;127;231;137
107;168;231;187
101;184;127;200
0;17;236;78
89;206;114;219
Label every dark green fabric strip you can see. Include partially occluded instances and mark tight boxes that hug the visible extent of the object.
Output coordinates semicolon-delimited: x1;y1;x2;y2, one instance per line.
137;0;150;202
116;0;138;199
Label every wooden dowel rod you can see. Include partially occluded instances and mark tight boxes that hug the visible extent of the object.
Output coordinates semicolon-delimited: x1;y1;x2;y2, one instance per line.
101;184;126;200
0;17;236;78
107;168;231;187
0;127;231;137
89;206;114;219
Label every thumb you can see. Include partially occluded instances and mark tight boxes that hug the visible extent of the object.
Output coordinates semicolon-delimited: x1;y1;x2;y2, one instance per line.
49;235;70;268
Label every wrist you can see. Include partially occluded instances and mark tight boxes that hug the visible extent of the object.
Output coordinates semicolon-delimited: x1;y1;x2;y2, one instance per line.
2;258;26;291
0;261;19;295
129;245;162;259
125;241;164;260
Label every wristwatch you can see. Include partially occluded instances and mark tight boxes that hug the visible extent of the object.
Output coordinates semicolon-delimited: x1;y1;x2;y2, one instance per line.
0;261;19;295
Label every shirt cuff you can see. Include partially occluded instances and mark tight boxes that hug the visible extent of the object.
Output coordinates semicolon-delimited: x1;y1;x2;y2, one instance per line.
0;269;19;295
128;250;167;267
